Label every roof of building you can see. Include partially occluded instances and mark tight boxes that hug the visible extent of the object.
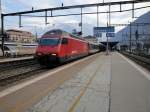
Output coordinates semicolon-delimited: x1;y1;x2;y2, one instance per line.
6;29;33;35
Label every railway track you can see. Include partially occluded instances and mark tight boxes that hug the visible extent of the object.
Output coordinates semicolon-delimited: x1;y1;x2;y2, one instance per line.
0;54;96;89
0;67;46;87
121;51;150;70
0;58;36;71
0;58;63;88
0;58;48;87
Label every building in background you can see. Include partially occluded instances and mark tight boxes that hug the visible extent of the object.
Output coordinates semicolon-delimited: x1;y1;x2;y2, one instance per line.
115;11;150;55
6;29;36;43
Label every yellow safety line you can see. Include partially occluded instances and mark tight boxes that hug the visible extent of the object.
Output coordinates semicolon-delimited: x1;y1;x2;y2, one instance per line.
68;63;101;112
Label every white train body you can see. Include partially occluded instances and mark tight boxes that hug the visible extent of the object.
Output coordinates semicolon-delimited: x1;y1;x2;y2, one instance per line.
0;42;37;57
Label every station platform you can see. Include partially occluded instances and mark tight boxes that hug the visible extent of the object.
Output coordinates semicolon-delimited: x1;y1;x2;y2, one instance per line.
0;56;34;63
0;52;150;112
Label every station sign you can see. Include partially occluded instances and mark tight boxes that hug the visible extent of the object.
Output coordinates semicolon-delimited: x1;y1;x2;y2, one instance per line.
94;26;115;38
94;26;115;32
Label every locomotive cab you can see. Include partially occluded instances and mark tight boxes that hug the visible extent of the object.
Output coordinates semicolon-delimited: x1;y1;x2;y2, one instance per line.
35;29;89;66
36;37;69;64
36;38;61;64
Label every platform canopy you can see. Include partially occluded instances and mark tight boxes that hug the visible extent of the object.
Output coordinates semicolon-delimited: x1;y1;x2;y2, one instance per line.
100;41;118;48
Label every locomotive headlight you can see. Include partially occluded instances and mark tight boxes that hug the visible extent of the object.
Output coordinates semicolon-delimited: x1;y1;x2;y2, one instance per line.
37;52;42;56
51;53;56;56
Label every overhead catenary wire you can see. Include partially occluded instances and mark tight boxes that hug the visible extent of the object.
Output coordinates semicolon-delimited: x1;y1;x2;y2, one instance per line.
11;5;150;18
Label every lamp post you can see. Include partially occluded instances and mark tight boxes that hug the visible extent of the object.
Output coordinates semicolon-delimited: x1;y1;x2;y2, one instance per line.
0;0;4;56
129;22;132;53
106;3;111;55
106;23;109;55
0;0;1;18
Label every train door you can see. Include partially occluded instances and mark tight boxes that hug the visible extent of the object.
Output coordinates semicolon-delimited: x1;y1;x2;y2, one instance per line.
61;38;68;60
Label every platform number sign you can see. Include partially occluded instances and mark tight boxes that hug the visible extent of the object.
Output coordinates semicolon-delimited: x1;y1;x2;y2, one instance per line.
106;32;115;37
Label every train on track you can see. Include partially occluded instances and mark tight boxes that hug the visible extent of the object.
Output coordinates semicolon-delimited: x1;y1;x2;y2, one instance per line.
35;29;104;65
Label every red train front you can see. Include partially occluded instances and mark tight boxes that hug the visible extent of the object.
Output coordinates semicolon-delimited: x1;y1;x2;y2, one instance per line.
35;29;89;65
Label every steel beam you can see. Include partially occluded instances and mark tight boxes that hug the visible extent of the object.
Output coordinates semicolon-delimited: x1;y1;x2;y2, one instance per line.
2;0;149;16
111;23;150;26
129;22;132;53
19;15;22;27
97;5;99;27
16;5;150;18
1;14;4;56
80;8;83;36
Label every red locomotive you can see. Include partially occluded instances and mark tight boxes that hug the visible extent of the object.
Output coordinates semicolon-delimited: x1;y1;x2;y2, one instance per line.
35;29;100;65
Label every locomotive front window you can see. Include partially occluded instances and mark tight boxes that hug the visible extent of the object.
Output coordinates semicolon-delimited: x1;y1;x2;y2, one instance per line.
61;38;68;44
39;38;60;46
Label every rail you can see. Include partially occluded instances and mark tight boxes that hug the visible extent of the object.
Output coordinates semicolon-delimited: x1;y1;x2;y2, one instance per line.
121;51;150;70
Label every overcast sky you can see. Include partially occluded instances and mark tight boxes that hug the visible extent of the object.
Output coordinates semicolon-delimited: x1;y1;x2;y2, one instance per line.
1;0;150;36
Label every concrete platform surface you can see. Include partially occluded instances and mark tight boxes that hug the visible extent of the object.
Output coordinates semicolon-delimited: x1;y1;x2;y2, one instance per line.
0;52;150;112
27;53;111;112
0;53;101;112
27;52;150;112
110;52;150;112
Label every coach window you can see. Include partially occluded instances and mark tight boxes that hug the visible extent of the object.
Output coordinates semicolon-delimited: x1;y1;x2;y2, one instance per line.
61;38;68;44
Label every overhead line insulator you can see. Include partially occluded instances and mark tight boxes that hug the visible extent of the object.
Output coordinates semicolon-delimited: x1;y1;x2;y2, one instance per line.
19;15;22;27
45;10;48;25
